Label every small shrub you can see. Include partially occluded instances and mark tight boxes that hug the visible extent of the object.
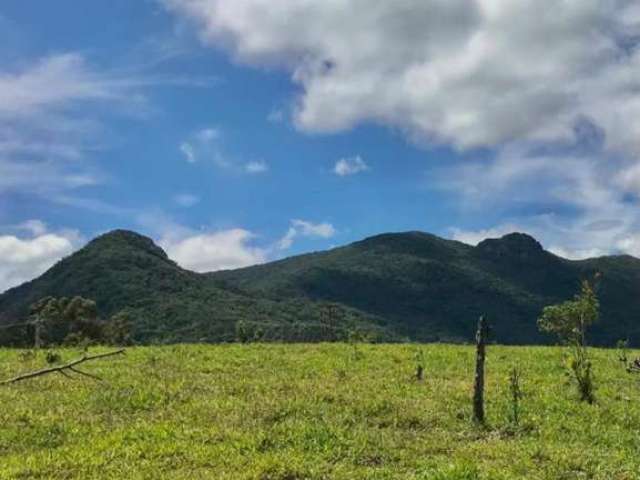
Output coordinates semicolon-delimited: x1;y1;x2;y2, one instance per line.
617;339;629;368
347;329;367;361
508;366;523;425
538;278;599;403
45;351;61;365
565;344;595;404
18;350;36;362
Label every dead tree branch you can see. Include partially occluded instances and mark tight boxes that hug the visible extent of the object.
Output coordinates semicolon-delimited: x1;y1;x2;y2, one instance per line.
1;349;125;386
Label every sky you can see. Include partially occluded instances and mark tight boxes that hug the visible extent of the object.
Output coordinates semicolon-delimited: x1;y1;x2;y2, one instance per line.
2;0;640;293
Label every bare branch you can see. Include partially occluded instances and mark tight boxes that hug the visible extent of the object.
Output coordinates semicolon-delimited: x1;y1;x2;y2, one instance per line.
57;370;74;379
68;366;103;382
1;349;125;386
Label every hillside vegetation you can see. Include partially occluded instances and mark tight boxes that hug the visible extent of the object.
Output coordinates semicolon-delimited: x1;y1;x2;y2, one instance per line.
1;229;640;346
1;344;639;479
0;231;393;345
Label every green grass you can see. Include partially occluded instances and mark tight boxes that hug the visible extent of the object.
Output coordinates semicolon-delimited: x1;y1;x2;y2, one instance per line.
1;344;639;479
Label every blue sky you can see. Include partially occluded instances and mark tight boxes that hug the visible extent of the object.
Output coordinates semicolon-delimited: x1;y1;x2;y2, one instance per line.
2;0;640;292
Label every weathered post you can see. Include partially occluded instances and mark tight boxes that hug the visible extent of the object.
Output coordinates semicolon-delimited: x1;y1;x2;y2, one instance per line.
473;315;489;423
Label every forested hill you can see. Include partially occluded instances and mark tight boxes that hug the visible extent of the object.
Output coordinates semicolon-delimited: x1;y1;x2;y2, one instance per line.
1;229;640;346
211;231;640;345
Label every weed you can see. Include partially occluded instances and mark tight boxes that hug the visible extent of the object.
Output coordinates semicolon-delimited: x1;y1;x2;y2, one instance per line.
508;366;523;426
45;350;61;365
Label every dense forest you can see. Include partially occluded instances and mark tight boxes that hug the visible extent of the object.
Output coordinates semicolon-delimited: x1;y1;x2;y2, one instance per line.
1;229;639;346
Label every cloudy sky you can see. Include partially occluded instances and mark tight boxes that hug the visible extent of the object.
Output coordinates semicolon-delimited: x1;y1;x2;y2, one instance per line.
2;0;640;292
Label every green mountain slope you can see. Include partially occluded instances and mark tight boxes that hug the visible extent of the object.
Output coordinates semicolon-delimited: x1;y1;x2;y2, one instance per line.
1;229;639;345
0;230;393;345
211;232;640;345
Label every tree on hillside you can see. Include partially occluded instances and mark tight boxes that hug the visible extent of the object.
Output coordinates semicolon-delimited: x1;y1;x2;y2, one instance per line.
103;311;134;346
538;278;600;403
30;296;103;347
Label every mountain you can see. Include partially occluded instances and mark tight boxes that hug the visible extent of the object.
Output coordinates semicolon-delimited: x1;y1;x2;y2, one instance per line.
1;229;640;346
210;231;640;345
0;230;393;345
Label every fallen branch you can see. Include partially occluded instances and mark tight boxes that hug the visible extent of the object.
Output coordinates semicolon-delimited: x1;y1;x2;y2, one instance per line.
1;349;125;386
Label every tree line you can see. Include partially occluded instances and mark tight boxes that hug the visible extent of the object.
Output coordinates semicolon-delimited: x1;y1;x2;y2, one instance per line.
0;296;133;347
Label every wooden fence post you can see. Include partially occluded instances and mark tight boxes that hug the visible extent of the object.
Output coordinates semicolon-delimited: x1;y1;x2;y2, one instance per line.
473;315;489;423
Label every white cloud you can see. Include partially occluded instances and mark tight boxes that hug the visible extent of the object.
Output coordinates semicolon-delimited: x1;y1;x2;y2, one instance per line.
180;142;196;163
616;235;640;258
0;53;120;118
160;228;266;272
0;51;211;211
195;127;220;142
179;126;258;170
173;193;200;207
0;222;82;293
0;52;158;203
451;224;524;248
143;211;338;269
137;211;268;272
163;0;640;153
616;163;640;194
334;155;368;176
179;127;221;164
437;141;640;259
244;160;268;174
278;219;336;250
16;220;48;236
291;219;335;238
451;221;615;260
163;1;640;258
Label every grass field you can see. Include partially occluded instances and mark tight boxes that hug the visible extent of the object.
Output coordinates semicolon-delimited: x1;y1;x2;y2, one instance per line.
1;343;639;479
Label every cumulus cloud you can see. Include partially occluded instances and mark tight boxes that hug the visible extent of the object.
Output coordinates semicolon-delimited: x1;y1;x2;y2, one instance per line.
163;0;640;153
164;1;640;258
278;219;336;250
443;146;640;259
137;210;268;272
334;155;368;176
17;219;48;236
143;211;337;270
451;221;618;260
0;221;82;293
160;228;267;272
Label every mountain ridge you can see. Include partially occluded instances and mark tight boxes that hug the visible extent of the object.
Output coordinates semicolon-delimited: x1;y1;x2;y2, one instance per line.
1;229;639;345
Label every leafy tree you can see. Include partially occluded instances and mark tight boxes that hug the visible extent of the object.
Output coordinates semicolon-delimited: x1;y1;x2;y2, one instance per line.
538;279;599;346
103;311;134;345
538;279;599;403
29;296;103;346
235;320;252;343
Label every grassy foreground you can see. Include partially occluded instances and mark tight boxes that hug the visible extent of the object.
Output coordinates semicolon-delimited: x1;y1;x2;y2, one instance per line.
1;344;639;479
